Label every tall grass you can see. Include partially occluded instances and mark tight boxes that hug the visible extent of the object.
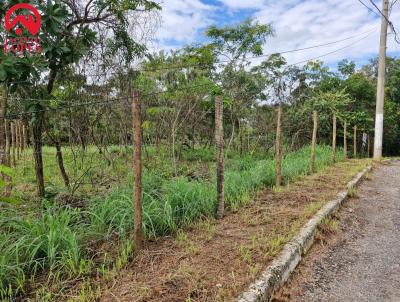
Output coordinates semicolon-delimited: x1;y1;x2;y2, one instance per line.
89;145;340;240
0;208;84;299
1;144;340;297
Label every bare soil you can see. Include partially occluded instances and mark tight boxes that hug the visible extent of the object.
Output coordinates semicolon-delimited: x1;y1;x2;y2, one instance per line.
93;160;370;302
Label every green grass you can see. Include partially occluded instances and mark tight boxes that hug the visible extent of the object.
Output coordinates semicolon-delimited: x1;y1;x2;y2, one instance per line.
0;207;87;300
89;145;341;239
1;144;341;298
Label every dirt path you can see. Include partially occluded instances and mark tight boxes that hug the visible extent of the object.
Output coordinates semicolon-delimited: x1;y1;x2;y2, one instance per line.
273;160;400;302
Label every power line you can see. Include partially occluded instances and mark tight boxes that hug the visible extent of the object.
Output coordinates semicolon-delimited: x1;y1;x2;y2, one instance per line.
363;0;400;44
278;30;376;69
357;0;381;17
5;31;378;119
6;27;377;85
4;82;215;119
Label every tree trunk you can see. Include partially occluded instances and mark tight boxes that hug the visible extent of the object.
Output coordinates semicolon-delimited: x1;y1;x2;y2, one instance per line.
275;105;282;187
367;133;371;158
343;121;347;159
0;84;7;166
353;125;357;159
23;124;28;149
43;121;70;189
310;111;318;173
16;120;20;160
33;118;45;197
332;114;337;163
5;120;10;166
215;96;224;219
19;120;24;153
55;141;70;188
11;122;16;167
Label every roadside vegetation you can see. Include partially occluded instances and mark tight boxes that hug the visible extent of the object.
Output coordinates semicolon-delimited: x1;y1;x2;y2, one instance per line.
0;0;399;300
1;145;340;299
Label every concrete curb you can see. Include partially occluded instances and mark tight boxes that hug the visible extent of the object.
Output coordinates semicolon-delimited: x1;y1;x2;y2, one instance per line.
238;165;373;302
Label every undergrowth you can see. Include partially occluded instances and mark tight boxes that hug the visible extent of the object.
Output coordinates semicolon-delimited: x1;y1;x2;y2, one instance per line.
0;144;342;298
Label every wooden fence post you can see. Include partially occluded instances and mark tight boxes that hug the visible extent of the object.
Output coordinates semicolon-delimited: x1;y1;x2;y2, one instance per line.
19;120;24;153
344;121;347;159
332;114;337;163
0;83;7;166
11;122;16;167
5;120;10;166
23;124;28;148
132;89;143;251
16;120;20;160
310;111;318;173
367;133;371;158
215;95;224;219
275;105;282;187
353;125;357;159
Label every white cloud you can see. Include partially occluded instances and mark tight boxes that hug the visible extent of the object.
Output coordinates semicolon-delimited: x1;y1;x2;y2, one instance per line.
152;0;400;65
253;0;387;66
151;0;217;51
217;0;266;10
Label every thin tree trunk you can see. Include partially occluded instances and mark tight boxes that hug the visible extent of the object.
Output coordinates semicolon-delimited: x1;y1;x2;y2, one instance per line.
23;124;28;149
5;120;10;166
132;90;143;251
4;120;12;195
0;83;7;166
367;133;371;158
16;120;20;160
43;121;70;189
33;118;45;197
332;114;337;162
11;122;16;167
310;111;318;173
275;105;282;187
353;125;357;159
19;120;24;153
55;141;70;188
215;96;224;219
344;121;347;159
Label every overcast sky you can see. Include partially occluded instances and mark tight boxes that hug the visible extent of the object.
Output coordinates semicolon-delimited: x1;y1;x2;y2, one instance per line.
151;0;400;68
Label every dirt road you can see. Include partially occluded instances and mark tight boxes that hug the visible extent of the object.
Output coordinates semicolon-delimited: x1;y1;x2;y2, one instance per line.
273;160;400;302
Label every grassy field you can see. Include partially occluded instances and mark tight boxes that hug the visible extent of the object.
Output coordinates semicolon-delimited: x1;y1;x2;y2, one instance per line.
0;144;342;300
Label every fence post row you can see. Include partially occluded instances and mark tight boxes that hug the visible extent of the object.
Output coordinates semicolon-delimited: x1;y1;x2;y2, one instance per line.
275;105;282;187
353;125;357;159
132;89;143;251
215;95;224;219
310;111;318;173
332;113;337;163
11;122;16;167
344;121;347;159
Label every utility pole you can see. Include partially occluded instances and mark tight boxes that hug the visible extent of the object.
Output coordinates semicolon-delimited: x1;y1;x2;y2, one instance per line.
373;0;389;160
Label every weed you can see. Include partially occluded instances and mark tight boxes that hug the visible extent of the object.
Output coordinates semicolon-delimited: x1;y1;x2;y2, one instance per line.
348;186;358;198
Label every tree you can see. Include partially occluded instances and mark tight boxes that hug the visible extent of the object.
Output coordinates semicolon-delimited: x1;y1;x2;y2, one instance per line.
1;0;161;196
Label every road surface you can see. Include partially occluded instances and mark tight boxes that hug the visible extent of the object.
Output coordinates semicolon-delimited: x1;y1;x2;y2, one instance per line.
274;160;400;302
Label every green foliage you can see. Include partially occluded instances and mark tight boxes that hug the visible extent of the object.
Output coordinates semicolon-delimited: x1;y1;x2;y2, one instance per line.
0;208;83;298
206;18;273;60
88;145;338;240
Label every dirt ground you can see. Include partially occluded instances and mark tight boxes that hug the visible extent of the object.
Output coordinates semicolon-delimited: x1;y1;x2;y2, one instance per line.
272;159;400;302
90;160;370;302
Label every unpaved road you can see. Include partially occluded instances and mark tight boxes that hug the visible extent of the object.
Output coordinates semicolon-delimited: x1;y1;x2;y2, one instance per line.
273;160;400;302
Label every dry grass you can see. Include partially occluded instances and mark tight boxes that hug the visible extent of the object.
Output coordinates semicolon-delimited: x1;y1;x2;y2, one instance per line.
83;159;370;302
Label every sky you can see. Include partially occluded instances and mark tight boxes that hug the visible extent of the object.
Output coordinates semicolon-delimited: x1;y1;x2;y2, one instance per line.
151;0;400;68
